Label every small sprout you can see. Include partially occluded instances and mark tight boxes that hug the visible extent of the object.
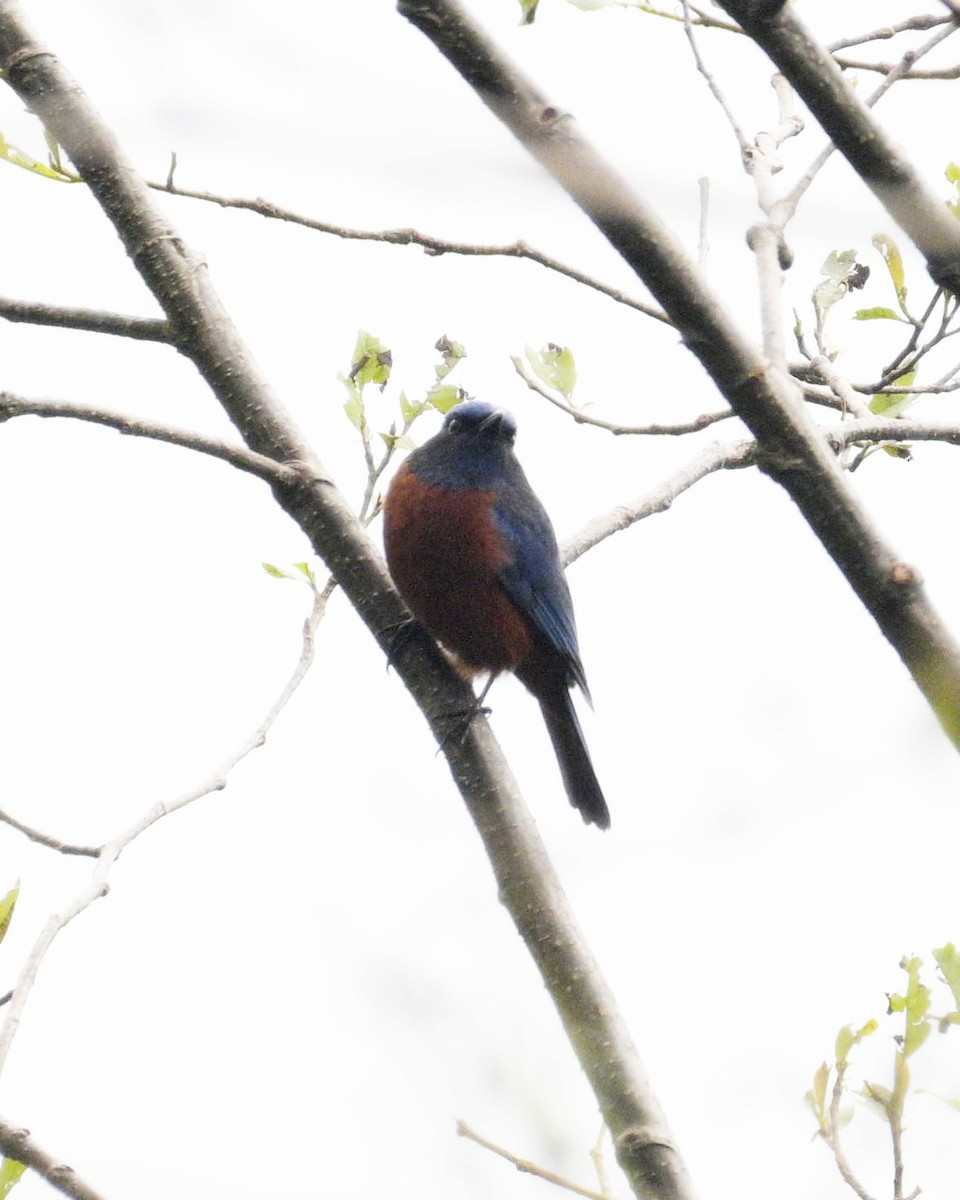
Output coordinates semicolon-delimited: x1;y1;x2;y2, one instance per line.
934;942;960;1014
869;368;917;419
0;882;18;945
0;130;78;182
525;343;578;399
340;376;366;432
814;249;864;323
853;306;904;322
262;562;317;591
348;331;392;392
0;1158;26;1199
946;162;960;219
873;234;907;305
434;336;467;382
427;383;467;414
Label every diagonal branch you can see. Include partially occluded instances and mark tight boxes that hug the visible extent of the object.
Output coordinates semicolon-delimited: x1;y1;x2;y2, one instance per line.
399;0;960;763
0;9;692;1200
714;0;960;291
0;1119;106;1200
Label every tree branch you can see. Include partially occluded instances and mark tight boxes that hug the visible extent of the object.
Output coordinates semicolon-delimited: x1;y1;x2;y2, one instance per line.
511;356;732;435
149;179;670;324
0;10;688;1200
0;295;169;341
0;1119;106;1200
562;440;758;566
0;580;329;1078
715;0;960;291
0;391;298;486
399;0;960;762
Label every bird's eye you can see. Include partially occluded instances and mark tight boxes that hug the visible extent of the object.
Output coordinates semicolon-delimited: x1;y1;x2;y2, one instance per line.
446;417;461;433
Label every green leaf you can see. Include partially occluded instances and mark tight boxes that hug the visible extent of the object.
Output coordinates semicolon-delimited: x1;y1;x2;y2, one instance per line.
946;162;960;185
854;307;903;322
934;943;960;1013
820;249;858;280
889;955;932;1061
873;234;906;301
0;1158;26;1198
0;883;20;946
262;562;314;588
381;432;416;452
869;368;917;418
905;1019;931;1057
348;331;392;392
434;335;467;382
0;130;77;182
805;1061;830;1123
399;391;426;424
339;374;366;433
860;1081;892;1117
835;1018;876;1066
519;0;539;20
426;383;466;414
525;343;578;399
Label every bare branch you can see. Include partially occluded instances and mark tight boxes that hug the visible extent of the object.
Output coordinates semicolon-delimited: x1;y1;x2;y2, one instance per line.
562;440;757;566
511;356;732;435
400;0;960;767
148;180;670;325
0;392;298;487
716;0;960;290
827;14;952;52
0;296;169;341
681;0;748;152
457;1120;610;1200
0;16;695;1200
0;1118;107;1200
0;806;97;857
0;582;329;1077
833;56;960;79
782;20;956;219
829;416;960;450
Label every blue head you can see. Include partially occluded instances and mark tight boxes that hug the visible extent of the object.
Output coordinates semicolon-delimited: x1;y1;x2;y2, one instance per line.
412;401;520;490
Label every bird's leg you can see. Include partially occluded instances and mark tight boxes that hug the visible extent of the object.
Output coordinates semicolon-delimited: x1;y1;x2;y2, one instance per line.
380;615;419;671
433;673;496;754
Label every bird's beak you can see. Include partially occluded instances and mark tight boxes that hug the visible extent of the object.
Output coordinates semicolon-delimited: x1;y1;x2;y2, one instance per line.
478;409;506;434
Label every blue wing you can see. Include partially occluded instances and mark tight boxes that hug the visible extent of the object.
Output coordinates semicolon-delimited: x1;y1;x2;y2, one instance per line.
492;471;590;699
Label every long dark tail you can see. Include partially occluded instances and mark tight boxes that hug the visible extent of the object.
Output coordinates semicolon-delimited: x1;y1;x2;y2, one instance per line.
540;691;610;830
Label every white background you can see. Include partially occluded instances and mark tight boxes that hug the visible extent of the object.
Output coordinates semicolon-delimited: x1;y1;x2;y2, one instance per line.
0;1;958;1197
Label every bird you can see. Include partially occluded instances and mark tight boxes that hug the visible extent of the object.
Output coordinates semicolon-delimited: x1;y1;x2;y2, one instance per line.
383;399;609;829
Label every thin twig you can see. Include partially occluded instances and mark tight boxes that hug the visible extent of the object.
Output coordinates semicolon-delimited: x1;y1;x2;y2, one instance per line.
827;14;952;52
681;0;748;152
781;20;959;219
457;1120;609;1200
148;180;671;326
822;1063;879;1200
0;583;328;1077
0;807;97;857
511;356;732;436
834;56;960;78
